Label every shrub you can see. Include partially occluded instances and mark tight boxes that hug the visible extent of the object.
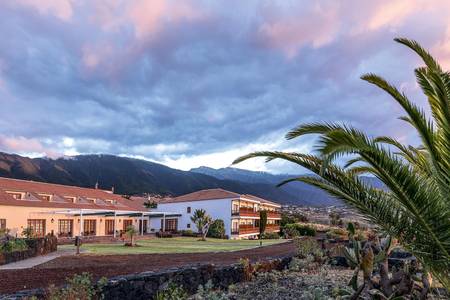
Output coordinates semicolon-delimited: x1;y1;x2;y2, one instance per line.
22;227;34;239
283;224;316;238
262;232;279;239
192;280;228;300
156;231;173;238
155;282;188;300
180;229;196;237
207;219;226;239
1;239;28;253
293;237;324;262
326;228;347;240
0;228;9;238
280;213;308;226
46;272;107;300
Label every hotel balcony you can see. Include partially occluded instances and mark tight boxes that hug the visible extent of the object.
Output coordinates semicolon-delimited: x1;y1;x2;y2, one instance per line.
267;211;281;219
265;224;281;232
231;224;260;235
231;207;259;218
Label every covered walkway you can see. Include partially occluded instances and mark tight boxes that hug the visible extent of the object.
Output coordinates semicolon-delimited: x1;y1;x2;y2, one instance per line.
34;209;181;237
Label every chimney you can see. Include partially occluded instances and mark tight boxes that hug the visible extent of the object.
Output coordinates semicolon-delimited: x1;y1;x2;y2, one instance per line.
95;182;99;189
111;186;115;194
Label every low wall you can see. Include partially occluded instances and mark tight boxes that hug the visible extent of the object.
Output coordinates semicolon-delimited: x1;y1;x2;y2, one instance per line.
1;256;293;300
104;256;292;299
0;236;57;265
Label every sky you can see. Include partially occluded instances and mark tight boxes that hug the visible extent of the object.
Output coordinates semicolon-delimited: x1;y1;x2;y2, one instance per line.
1;0;450;174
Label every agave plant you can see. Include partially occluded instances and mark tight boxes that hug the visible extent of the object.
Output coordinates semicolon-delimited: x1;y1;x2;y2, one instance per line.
233;38;450;290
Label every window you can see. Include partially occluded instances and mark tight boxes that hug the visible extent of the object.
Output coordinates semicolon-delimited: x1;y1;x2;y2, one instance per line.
161;218;178;232
139;219;148;234
105;220;115;235
187;223;191;229
232;203;240;215
231;220;239;234
64;196;76;203
0;219;6;230
187;207;191;213
7;192;23;200
123;219;133;231
39;194;52;201
87;198;96;204
27;219;46;237
58;219;73;237
83;220;96;236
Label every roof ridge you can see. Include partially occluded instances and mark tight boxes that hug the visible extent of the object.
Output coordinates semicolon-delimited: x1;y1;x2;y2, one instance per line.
0;176;113;194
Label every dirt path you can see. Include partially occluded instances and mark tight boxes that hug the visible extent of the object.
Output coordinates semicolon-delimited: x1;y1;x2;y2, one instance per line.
0;241;295;295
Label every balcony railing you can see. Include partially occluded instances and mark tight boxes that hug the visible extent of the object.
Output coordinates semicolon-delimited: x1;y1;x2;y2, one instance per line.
232;207;259;217
265;224;281;232
267;211;281;219
232;224;260;235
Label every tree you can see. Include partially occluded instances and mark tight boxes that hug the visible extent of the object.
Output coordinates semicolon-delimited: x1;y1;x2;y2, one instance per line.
234;38;450;291
259;210;267;246
125;225;138;246
190;209;213;241
207;219;226;239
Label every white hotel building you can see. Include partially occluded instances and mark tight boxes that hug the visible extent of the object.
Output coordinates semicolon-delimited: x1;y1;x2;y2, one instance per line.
148;189;281;239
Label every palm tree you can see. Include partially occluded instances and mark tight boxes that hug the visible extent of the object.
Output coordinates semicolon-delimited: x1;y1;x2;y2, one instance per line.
190;209;213;241
125;225;138;246
234;38;450;289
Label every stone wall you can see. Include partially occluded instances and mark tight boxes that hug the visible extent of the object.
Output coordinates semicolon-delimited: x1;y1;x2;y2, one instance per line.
0;236;57;265
1;256;293;300
102;256;292;300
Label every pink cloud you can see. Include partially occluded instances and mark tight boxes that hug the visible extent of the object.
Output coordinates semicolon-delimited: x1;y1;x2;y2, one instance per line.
258;2;339;58
0;135;60;158
15;0;74;21
126;0;204;40
257;1;450;59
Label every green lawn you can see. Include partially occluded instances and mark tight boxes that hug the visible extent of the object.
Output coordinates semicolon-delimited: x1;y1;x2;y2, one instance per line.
60;237;286;255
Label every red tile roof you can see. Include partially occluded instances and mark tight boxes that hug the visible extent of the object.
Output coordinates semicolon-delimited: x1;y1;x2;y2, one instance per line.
0;177;142;211
159;188;240;203
241;194;280;206
160;188;280;207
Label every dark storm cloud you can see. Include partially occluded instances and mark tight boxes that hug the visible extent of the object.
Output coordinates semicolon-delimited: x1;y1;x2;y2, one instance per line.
1;0;450;172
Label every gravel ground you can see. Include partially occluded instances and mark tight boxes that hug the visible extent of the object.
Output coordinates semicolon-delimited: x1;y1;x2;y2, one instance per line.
225;266;353;299
0;241;295;294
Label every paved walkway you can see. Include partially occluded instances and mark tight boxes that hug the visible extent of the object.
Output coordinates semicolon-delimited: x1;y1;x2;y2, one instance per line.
0;249;78;270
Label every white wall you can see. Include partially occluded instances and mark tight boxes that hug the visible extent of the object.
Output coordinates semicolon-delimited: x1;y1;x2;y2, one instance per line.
150;198;233;236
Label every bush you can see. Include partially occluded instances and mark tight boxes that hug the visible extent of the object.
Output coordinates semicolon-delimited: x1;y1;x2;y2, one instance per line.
207;219;226;239
193;280;228;300
22;227;34;239
156;231;173;238
1;239;28;253
155;282;188;300
262;232;280;239
180;230;196;237
293;237;324;262
280;213;308;227
326;228;347;240
46;272;107;300
283;224;316;238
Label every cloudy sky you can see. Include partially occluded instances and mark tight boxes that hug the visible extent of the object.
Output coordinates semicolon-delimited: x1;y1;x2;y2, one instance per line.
1;0;450;173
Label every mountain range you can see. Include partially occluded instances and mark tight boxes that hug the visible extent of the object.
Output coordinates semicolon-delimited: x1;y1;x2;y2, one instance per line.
0;152;380;206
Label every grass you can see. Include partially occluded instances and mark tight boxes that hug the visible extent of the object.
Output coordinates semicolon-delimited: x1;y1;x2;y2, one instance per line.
59;237;286;255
